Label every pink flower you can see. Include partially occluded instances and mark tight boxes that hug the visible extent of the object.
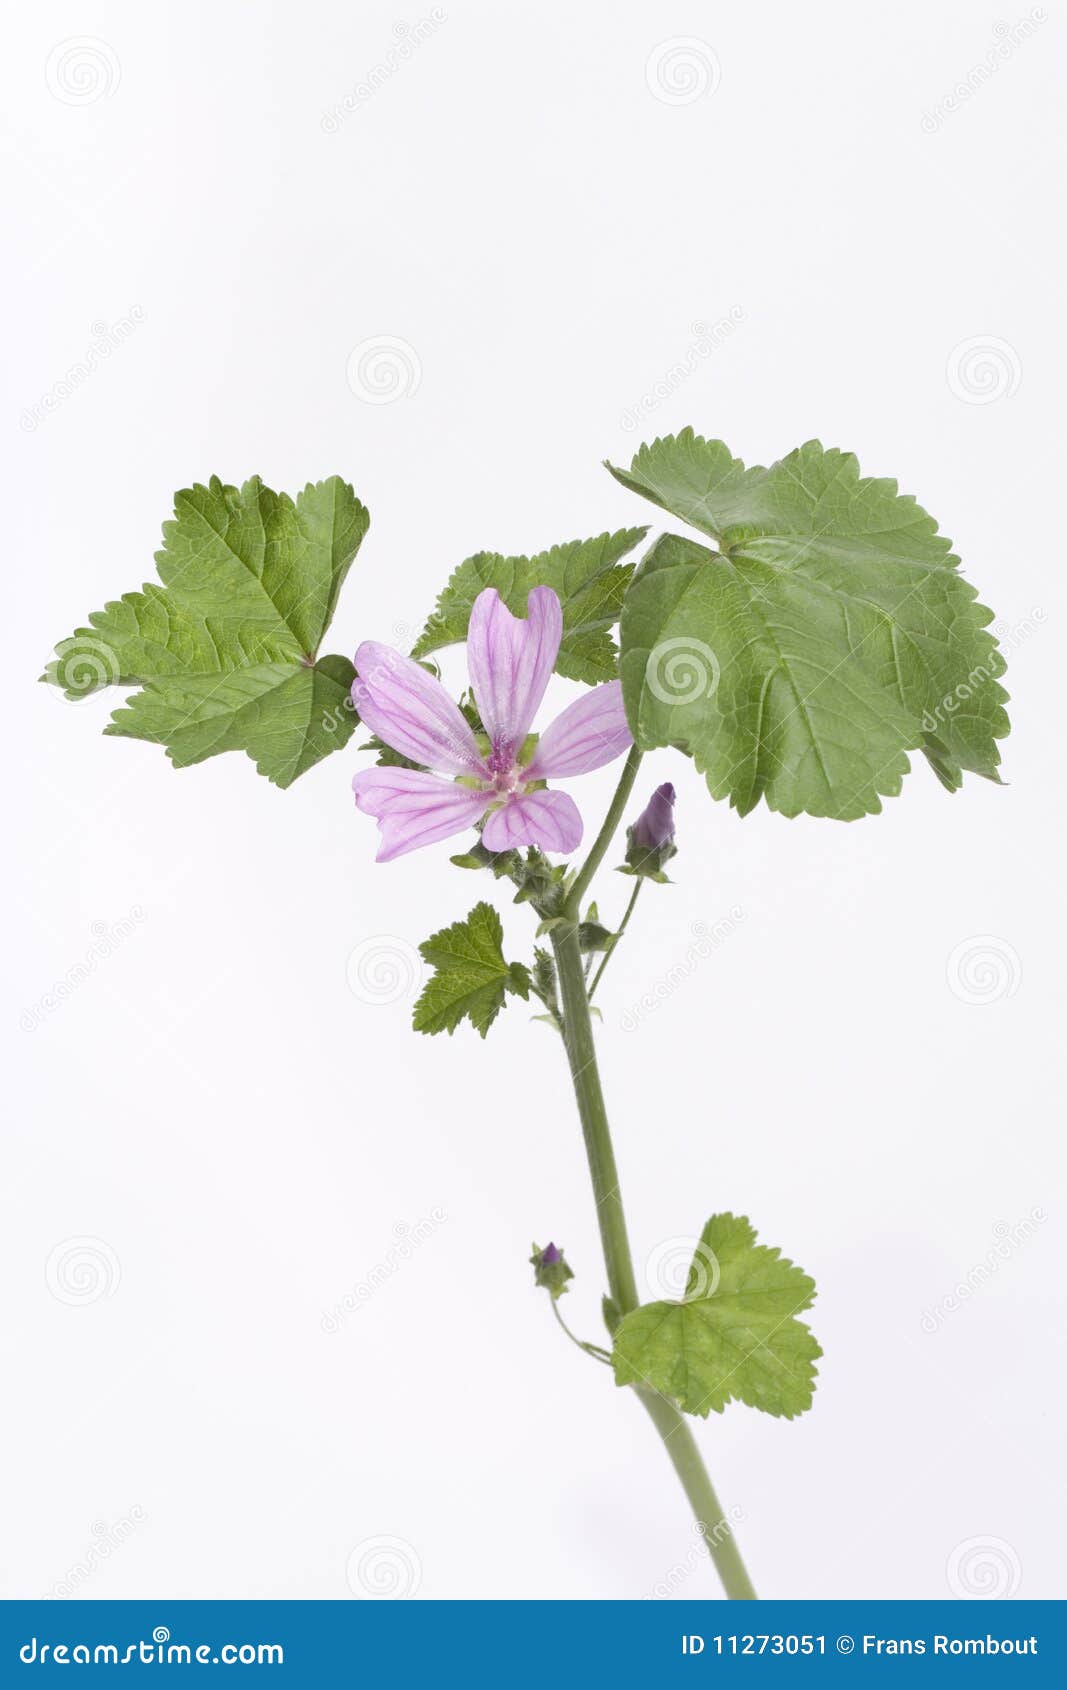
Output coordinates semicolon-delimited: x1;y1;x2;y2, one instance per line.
351;586;633;861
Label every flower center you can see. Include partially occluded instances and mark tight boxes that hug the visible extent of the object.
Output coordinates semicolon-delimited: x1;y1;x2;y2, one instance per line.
485;739;523;795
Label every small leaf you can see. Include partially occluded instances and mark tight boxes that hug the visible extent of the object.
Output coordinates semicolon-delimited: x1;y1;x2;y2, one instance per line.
532;946;557;997
363;734;420;770
528;945;562;1031
609;433;1009;819
507;960;532;999
413;902;529;1038
412;529;648;684
43;476;369;787
578;920;615;954
450;838;523;880
611;1214;820;1419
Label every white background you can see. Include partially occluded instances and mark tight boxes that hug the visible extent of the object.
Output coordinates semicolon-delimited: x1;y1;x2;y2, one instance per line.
5;0;1064;1602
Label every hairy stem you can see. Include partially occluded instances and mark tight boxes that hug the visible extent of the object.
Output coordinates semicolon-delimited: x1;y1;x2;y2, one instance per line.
548;759;757;1600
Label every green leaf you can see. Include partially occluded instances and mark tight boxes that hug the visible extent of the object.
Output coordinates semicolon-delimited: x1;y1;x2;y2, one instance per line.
532;945;557;997
414;902;530;1038
611;1214;820;1419
609;433;1009;819
43;475;369;787
362;733;420;771
449;840;521;880
411;529;648;684
529;945;561;1030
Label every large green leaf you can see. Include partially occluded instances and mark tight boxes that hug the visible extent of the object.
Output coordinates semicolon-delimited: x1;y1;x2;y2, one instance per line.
609;433;1009;819
44;476;369;787
612;1214;820;1419
411;529;648;684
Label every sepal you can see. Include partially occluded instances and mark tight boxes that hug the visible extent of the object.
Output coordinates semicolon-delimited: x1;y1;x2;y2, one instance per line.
530;1242;575;1300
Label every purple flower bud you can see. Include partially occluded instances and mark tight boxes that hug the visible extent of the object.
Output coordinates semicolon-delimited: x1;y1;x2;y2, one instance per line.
631;783;676;851
529;1240;573;1298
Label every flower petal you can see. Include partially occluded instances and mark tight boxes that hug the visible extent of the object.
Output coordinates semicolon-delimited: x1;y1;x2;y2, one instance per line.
522;680;633;780
466;586;563;756
482;788;583;855
353;767;488;862
353;643;486;777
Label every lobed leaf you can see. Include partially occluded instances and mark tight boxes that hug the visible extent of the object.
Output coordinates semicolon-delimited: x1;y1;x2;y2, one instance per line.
414;901;531;1038
43;475;369;787
609;432;1009;819
612;1213;820;1419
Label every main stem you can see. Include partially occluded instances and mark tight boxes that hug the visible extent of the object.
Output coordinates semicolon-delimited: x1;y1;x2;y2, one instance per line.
552;918;639;1315
550;767;757;1600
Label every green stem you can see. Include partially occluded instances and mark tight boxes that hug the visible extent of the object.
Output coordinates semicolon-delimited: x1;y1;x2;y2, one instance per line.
566;745;643;916
636;1386;758;1600
551;918;639;1315
587;878;642;1002
548;762;757;1599
551;1298;612;1364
